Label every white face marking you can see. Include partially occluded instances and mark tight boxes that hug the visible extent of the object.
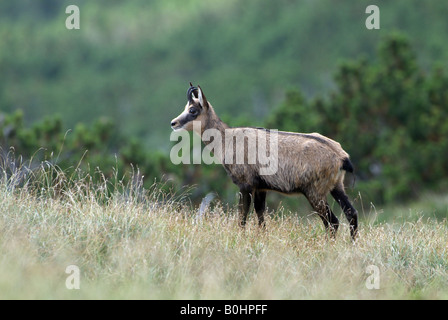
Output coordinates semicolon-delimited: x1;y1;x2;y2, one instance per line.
198;88;204;107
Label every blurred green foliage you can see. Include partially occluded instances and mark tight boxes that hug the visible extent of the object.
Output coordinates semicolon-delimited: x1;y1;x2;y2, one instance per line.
0;110;178;186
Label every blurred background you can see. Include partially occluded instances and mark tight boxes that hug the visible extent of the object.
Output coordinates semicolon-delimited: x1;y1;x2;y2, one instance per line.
1;0;447;217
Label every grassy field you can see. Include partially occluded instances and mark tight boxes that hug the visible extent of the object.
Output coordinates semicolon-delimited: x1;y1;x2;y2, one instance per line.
0;164;447;300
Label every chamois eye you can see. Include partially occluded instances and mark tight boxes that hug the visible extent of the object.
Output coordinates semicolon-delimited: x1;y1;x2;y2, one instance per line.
189;108;198;115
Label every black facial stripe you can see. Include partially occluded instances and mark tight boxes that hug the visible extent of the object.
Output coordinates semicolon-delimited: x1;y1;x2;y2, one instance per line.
178;112;198;127
186;113;198;121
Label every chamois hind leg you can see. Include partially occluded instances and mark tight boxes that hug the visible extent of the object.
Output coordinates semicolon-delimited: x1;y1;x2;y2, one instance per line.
306;194;339;238
331;185;358;240
254;190;267;228
238;189;252;227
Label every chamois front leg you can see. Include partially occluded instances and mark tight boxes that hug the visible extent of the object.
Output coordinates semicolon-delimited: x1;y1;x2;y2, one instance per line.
254;190;267;228
238;189;252;227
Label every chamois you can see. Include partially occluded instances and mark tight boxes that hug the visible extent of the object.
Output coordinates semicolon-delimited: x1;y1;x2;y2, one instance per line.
171;84;358;240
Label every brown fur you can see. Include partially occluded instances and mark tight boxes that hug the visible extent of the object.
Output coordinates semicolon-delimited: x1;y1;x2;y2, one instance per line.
171;85;358;240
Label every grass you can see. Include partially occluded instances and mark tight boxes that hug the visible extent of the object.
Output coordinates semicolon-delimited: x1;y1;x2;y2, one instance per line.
0;160;447;299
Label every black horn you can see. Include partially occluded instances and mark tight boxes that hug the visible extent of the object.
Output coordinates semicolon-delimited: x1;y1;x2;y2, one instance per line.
187;83;198;104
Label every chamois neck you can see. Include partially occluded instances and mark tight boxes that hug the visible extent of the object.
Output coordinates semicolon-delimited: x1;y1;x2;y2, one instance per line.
202;105;229;135
199;106;229;164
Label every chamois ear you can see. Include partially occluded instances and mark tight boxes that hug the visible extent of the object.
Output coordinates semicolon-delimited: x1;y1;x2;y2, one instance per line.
197;85;209;109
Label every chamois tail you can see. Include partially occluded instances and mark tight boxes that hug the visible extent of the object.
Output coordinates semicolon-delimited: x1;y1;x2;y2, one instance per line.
341;157;354;173
341;157;356;189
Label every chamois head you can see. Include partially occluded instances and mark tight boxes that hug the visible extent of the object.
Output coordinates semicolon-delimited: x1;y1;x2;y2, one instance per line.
171;83;209;133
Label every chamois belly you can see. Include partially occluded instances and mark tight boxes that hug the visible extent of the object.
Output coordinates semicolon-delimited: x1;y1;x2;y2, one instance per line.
222;140;343;196
255;158;342;195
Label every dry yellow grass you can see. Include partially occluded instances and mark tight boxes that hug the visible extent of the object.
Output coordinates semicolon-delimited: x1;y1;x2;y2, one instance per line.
0;163;447;299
